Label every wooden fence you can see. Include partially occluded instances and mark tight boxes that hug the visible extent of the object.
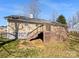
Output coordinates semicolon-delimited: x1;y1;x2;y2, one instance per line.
0;32;7;39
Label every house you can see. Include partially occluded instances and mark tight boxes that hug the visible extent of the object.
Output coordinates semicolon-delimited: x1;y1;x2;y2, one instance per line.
5;15;68;42
0;26;7;38
0;26;7;32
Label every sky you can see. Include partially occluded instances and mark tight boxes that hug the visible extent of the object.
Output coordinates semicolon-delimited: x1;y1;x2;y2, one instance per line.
0;0;79;26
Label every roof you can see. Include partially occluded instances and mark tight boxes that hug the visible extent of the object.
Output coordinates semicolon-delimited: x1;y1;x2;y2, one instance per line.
5;15;67;27
5;15;51;23
0;26;7;29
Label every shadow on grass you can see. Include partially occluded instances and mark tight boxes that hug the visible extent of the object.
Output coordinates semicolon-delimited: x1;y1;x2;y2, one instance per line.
0;38;17;56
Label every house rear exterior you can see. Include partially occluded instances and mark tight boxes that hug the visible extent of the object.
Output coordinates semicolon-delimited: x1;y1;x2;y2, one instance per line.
5;15;68;42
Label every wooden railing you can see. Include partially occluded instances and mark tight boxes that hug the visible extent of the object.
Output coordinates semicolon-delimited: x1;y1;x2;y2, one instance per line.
27;24;44;39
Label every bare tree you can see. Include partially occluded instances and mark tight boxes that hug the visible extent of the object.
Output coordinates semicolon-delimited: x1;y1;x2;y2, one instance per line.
14;22;19;39
28;0;40;18
68;16;77;30
75;11;79;22
68;12;78;29
8;22;23;39
72;16;77;26
5;16;24;40
71;11;79;26
67;17;73;29
51;10;59;22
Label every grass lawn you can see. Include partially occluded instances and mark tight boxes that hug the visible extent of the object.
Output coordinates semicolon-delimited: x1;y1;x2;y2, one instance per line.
0;32;79;58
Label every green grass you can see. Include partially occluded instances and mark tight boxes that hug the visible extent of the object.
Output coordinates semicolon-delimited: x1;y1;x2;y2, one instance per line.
0;32;79;58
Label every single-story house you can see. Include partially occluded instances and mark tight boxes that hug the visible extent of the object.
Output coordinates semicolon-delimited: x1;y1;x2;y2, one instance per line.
5;15;68;42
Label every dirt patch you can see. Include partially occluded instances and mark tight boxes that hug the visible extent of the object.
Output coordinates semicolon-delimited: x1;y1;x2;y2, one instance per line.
18;39;45;49
30;39;45;48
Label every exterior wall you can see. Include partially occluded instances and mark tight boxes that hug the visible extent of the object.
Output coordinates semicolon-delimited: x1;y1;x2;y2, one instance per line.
7;20;67;41
42;24;47;32
7;22;15;39
51;25;68;41
27;24;37;32
7;21;43;39
26;24;44;39
7;22;28;39
51;25;67;36
18;23;28;39
44;25;68;43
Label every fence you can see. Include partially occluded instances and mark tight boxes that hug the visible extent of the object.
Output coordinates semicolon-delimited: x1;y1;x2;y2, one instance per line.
0;32;7;39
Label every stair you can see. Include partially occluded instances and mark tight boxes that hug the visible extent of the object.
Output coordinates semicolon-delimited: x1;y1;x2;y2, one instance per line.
27;25;44;40
28;32;40;40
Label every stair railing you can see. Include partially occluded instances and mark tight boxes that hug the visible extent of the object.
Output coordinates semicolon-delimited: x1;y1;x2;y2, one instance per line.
27;24;44;39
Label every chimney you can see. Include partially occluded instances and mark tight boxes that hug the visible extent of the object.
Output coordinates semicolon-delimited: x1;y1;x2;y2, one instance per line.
29;14;33;18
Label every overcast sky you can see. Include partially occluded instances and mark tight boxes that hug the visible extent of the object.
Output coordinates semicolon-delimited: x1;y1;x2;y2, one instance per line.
0;0;79;26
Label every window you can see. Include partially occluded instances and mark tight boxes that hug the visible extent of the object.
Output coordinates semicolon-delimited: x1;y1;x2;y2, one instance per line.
46;24;51;31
